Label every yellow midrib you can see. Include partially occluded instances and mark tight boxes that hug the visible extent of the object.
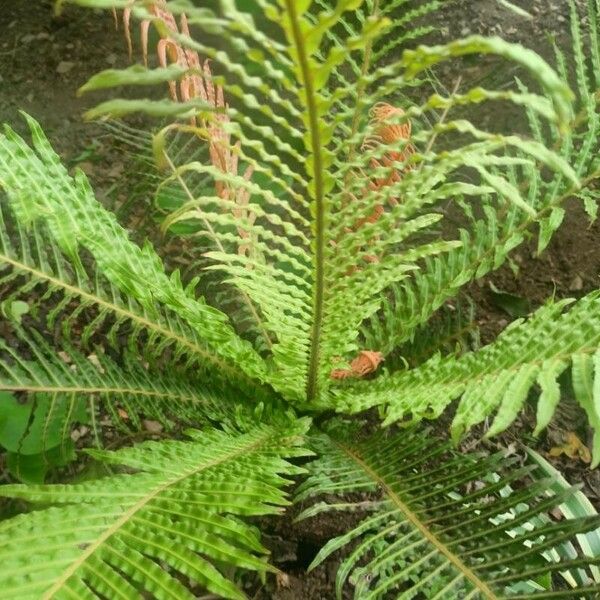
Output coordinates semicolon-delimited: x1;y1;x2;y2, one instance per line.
0;383;196;401
282;0;326;403
335;439;498;600
42;432;271;599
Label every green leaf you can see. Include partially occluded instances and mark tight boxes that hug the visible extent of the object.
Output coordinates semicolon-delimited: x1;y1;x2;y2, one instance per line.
572;350;600;467
0;392;86;456
297;424;600;599
0;300;29;324
7;443;76;484
488;282;530;317
0;392;35;453
0;422;310;600
78;65;190;95
534;359;569;436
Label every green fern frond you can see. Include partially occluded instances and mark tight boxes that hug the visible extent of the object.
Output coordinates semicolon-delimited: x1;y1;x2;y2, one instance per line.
337;292;600;463
94;120;282;355
64;0;576;408
0;326;224;445
0;115;268;387
101;119;212;225
0;421;310;600
362;0;600;357
364;297;478;371
0;201;238;374
358;204;538;357
372;1;443;62
296;423;600;599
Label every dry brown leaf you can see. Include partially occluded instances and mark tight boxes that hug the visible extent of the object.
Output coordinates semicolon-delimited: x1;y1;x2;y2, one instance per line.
276;572;291;589
117;408;129;421
548;431;591;463
143;419;164;434
114;1;255;257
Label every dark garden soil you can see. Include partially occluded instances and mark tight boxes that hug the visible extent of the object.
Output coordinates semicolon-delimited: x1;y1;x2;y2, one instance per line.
1;0;600;598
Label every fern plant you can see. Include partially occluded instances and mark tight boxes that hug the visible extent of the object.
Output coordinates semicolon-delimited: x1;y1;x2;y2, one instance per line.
1;0;600;597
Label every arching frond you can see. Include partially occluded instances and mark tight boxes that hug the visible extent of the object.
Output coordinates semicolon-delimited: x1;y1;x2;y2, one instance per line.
0;164;274;469
67;0;576;409
0;200;232;375
0;328;222;443
0;420;310;600
363;297;479;372
361;0;600;357
296;423;600;599
337;292;600;464
0;115;268;387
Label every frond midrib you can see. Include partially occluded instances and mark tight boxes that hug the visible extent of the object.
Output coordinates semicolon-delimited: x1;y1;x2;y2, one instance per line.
332;437;499;600
282;0;327;402
40;431;273;600
0;383;196;401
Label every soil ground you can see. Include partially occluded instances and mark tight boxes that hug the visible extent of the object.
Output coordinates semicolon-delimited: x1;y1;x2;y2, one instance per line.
1;0;599;598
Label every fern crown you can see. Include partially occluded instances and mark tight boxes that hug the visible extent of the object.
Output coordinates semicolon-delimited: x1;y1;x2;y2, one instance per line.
1;0;600;598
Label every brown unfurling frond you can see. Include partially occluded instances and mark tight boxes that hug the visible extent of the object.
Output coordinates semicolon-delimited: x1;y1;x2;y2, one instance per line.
114;1;256;258
330;351;384;380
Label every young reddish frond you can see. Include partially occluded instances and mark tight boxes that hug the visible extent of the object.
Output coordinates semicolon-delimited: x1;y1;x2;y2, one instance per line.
114;1;256;257
330;351;384;380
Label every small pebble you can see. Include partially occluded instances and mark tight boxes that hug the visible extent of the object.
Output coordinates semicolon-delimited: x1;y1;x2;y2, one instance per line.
569;275;584;291
143;420;164;434
71;426;90;442
56;61;75;74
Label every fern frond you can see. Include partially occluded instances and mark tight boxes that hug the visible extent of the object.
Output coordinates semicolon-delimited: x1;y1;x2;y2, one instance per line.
361;0;600;357
0;115;268;387
0;325;224;449
363;297;478;372
337;292;600;463
296;423;600;599
0;195;280;453
0;421;310;600
100;118;212;226
373;1;443;62
0;201;237;374
65;0;576;409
